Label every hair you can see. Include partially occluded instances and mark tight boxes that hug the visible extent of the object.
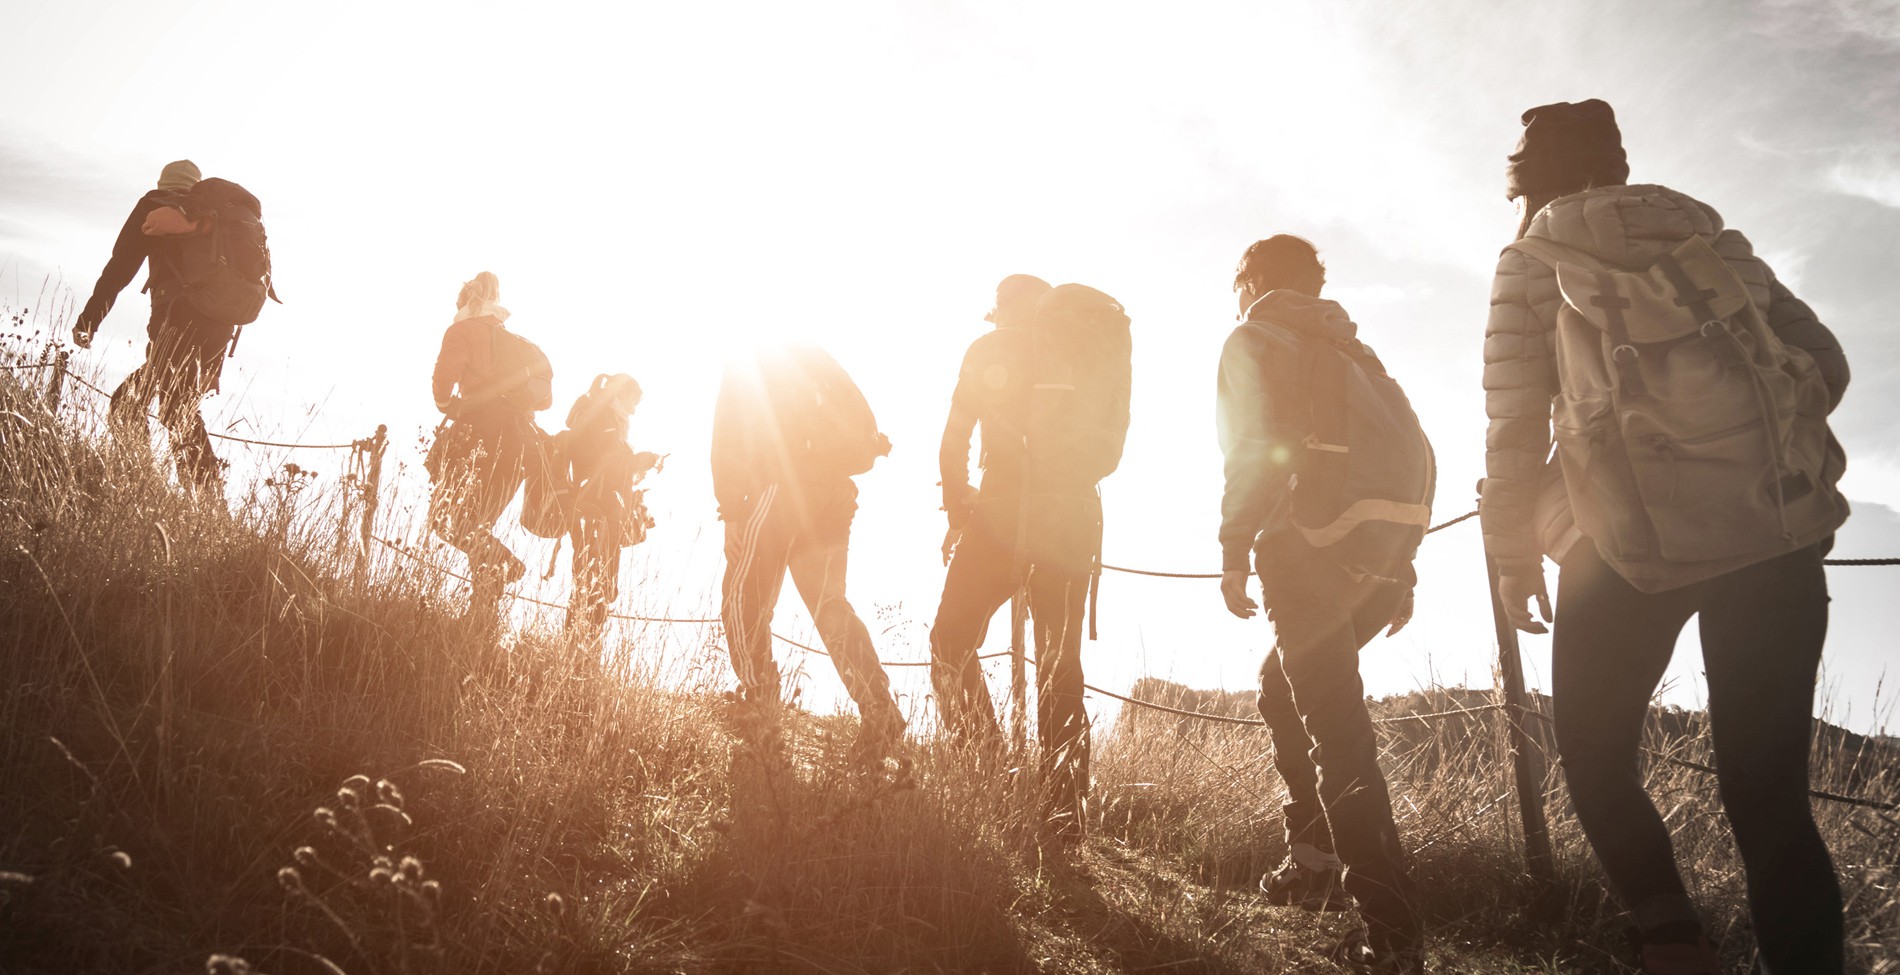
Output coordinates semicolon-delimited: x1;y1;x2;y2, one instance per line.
1233;235;1325;298
598;373;642;404
456;271;500;311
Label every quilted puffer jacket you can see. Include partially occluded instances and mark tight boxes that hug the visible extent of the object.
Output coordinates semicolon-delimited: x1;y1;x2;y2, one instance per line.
1480;184;1850;577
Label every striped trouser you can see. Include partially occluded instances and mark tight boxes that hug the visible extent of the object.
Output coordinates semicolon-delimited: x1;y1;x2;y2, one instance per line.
719;481;898;723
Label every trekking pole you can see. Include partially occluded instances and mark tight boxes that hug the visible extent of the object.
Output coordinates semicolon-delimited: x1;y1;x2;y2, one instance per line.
1479;482;1556;886
45;349;68;413
1010;586;1029;756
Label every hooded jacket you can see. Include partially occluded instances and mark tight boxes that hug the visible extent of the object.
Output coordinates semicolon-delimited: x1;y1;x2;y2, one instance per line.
1481;184;1850;577
1218;291;1391;573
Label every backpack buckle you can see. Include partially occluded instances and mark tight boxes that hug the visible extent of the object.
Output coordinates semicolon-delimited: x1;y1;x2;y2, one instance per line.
1611;344;1639;362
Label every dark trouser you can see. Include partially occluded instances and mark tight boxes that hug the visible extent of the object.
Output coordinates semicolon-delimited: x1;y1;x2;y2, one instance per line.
929;492;1100;839
428;413;530;617
108;299;235;492
719;479;899;727
567;512;622;641
1553;541;1841;973
1254;535;1418;942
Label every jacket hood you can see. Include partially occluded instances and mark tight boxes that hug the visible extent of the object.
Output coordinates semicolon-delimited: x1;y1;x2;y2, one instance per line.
1243;290;1359;343
1523;183;1726;268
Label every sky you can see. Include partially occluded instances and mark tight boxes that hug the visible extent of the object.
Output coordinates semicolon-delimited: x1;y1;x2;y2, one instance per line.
2;0;1897;735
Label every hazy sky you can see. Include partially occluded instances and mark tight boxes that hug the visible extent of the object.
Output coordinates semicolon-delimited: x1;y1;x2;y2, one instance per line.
3;0;1896;734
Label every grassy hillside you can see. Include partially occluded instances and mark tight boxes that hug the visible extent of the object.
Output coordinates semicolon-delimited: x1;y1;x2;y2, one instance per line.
0;362;1895;974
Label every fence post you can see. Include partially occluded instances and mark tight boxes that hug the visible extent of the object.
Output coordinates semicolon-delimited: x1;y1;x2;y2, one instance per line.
45;350;68;413
360;424;387;551
1485;542;1556;886
1010;587;1028;757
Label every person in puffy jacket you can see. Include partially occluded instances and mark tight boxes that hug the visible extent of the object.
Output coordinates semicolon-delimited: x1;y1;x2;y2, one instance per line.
1483;100;1851;975
1218;235;1422;973
72;160;234;496
428;271;534;624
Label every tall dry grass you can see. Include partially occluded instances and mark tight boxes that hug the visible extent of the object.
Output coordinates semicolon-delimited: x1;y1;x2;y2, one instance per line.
0;334;1895;974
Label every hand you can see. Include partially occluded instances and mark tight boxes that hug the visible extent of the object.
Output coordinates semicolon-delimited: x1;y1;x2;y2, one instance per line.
941;526;962;566
1499;571;1554;634
71;325;94;349
441;396;463;419
1221;569;1257;620
1385;587;1415;637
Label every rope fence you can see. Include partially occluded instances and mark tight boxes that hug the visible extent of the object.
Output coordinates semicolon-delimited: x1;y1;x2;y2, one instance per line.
16;352;1898;814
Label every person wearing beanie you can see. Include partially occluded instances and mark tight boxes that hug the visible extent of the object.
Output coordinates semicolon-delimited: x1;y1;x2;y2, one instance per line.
1218;235;1429;973
427;271;548;626
71;159;246;497
1482;100;1852;974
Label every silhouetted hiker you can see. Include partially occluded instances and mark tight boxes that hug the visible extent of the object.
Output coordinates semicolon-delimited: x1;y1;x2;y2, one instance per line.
1484;100;1851;975
1218;236;1433;973
73;161;277;499
555;374;661;641
427;272;552;625
712;344;905;767
929;277;1131;848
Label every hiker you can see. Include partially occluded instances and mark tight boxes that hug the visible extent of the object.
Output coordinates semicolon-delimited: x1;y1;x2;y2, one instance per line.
72;161;276;497
712;344;905;765
428;271;552;624
1218;235;1434;972
1484;100;1851;975
929;276;1131;846
557;373;661;640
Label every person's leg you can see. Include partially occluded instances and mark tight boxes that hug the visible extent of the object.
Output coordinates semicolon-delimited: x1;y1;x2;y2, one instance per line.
787;484;903;745
720;483;794;703
1258;544;1415;945
151;315;232;493
1698;545;1842;974
1027;562;1089;842
1551;543;1700;942
1257;647;1332;853
927;507;1018;748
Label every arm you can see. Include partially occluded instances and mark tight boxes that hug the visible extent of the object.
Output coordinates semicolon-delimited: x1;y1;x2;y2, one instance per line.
430;323;467;412
1479;247;1560;578
1713;230;1849;410
939;345;982;528
75;197;163;337
1215;326;1293;573
710;367;755;520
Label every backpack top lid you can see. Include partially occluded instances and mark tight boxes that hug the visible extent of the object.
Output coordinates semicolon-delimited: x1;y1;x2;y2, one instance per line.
182;177;262;220
1548;234;1750;343
1033;283;1129;334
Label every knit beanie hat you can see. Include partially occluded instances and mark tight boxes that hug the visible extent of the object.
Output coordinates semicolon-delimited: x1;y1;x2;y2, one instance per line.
1505;99;1629;200
984;273;1052;325
155;160;201;192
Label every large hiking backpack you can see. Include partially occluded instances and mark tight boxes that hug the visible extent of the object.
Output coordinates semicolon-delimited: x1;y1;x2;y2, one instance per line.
780;346;889;477
1026;284;1133;484
487;324;555;414
1508;234;1847;590
1280;329;1436;581
170;178;278;327
520;427;575;539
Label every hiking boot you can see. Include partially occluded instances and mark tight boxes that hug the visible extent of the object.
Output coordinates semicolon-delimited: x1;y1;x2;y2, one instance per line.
1334;931;1423;974
847;705;906;768
1260;849;1348;912
1637;937;1721;975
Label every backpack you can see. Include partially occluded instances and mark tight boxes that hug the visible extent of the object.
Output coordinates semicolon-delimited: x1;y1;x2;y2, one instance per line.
1025;283;1133;485
780;346;888;477
487;325;555;414
169;178;278;327
520;427;575;539
1507;234;1847;591
1285;332;1436;581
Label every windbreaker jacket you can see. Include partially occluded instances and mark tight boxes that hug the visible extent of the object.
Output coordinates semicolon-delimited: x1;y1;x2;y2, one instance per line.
1480;184;1850;577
